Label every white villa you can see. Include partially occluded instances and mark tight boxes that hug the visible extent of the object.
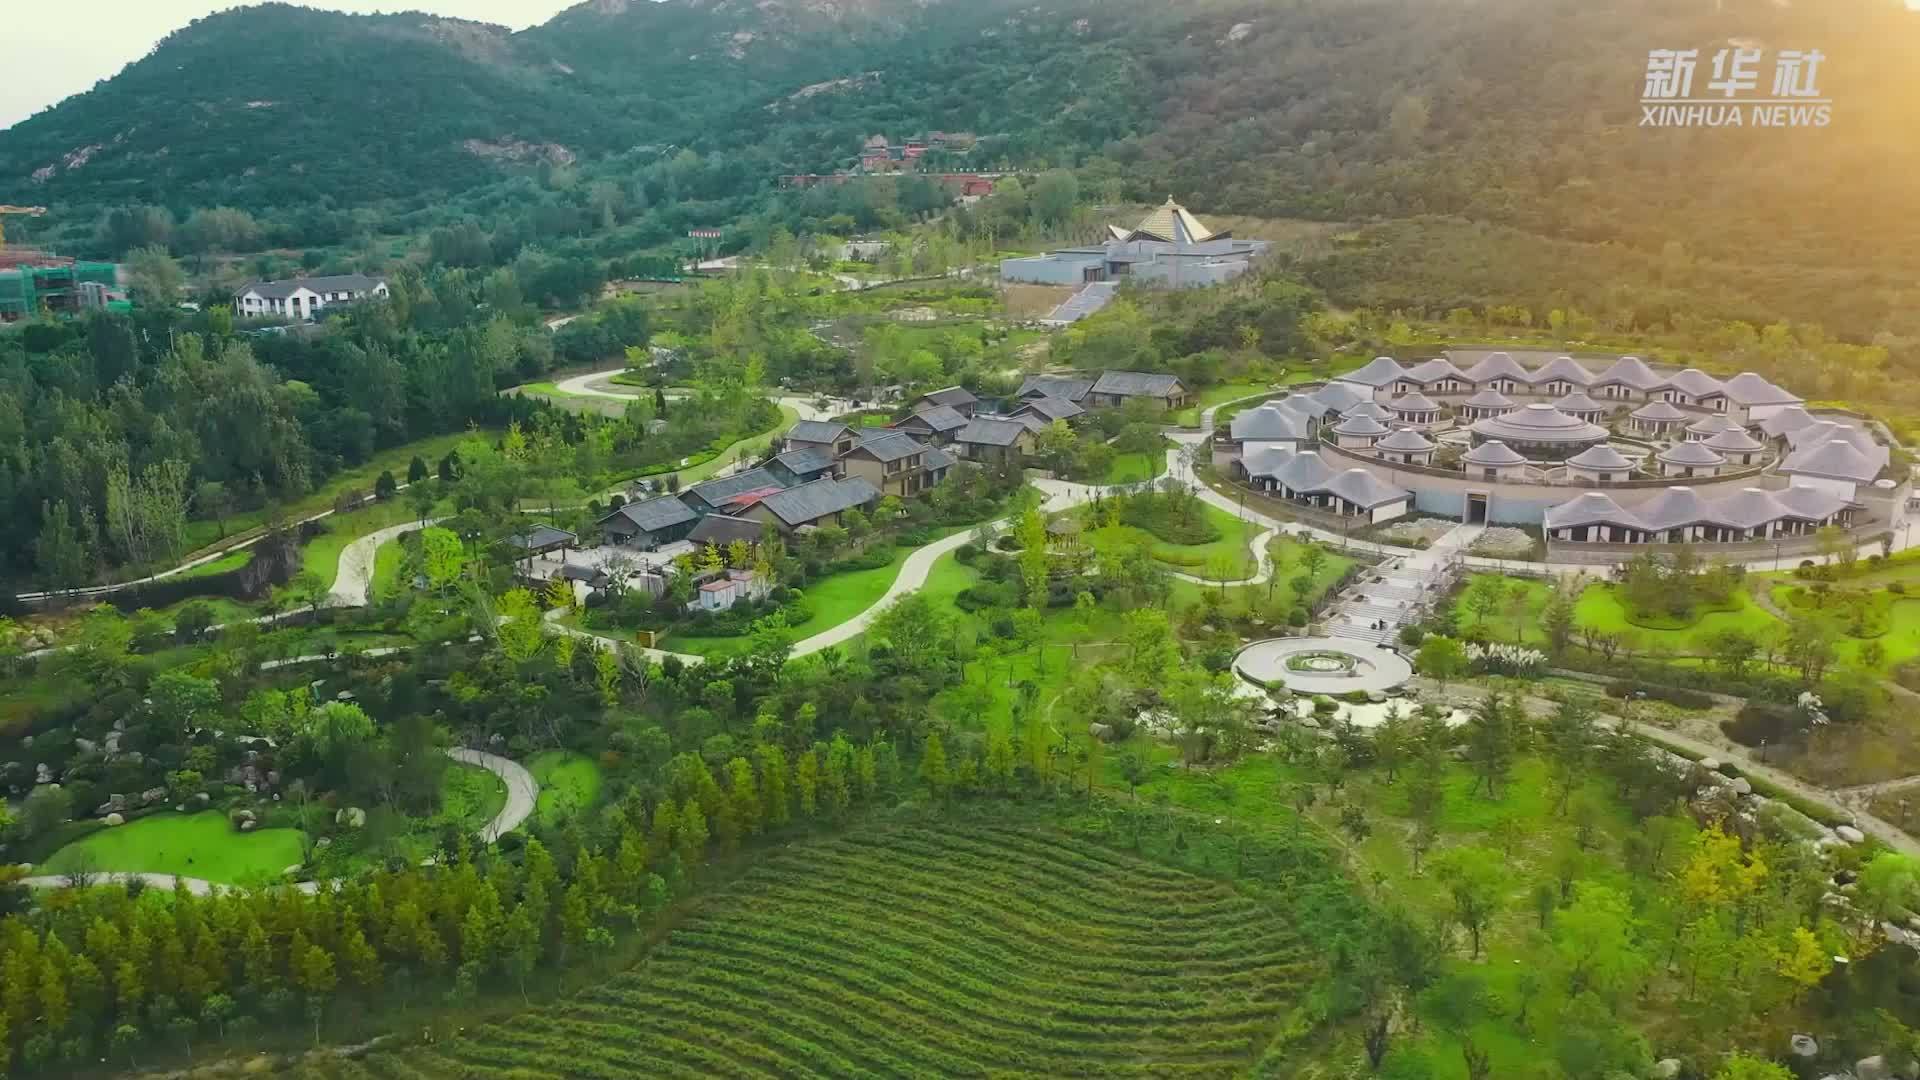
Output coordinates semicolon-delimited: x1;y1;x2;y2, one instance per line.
236;274;389;321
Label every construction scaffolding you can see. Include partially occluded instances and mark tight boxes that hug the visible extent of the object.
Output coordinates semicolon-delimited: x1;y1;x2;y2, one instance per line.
0;260;123;319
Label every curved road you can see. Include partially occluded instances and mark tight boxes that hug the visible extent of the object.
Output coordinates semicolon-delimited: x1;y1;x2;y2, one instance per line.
329;518;443;607
19;746;541;895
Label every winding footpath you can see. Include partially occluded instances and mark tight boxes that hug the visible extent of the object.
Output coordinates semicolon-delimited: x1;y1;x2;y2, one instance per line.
18;747;539;896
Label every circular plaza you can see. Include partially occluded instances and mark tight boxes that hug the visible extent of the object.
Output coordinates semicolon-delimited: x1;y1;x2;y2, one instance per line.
1232;636;1412;695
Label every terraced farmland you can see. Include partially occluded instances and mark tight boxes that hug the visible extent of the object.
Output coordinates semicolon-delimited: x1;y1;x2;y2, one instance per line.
325;823;1322;1079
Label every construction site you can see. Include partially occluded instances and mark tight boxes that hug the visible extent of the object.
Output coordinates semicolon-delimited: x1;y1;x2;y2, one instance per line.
0;205;127;321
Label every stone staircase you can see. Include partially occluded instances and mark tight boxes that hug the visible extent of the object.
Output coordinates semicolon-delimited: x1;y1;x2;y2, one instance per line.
1043;281;1118;325
1327;548;1466;646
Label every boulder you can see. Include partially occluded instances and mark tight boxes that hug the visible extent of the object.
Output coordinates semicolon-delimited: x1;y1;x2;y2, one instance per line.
1838;825;1867;844
316;837;332;849
1859;1056;1893;1080
266;770;281;788
103;813;124;827
34;763;51;785
1791;1034;1820;1058
336;807;367;829
140;787;167;807
190;792;210;808
104;732;122;754
74;737;97;754
1700;758;1721;771
1088;722;1113;740
1653;1060;1682;1080
19;736;31;748
1730;778;1752;795
238;819;256;832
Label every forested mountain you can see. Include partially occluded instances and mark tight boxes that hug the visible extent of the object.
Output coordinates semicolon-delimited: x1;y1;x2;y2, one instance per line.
2;0;1919;344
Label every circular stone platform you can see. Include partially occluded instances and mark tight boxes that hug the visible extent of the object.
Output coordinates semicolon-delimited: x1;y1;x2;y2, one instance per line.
1233;637;1412;695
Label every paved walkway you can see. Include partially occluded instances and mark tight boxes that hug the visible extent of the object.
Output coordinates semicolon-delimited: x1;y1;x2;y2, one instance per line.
1167;529;1278;588
20;746;540;895
448;748;538;843
328;518;442;607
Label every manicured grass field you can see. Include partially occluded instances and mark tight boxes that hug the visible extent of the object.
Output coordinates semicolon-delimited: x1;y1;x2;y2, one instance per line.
1099;449;1167;485
1172;381;1277;427
671;529;962;657
1572;582;1778;652
354;822;1319;1079
173;547;255;580
441;763;509;830
527;750;605;827
671;404;801;488
301;498;433;591
370;536;406;599
38;811;306;885
1453;573;1554;645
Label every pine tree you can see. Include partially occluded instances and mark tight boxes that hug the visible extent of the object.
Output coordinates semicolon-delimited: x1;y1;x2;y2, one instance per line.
795;751;820;819
341;926;380;995
677;797;709;870
921;732;951;799
649;799;680;861
854;745;878;801
558;884;591;964
823;735;854;817
502;905;540;1003
614;825;648;902
727;757;760;841
756;745;791;828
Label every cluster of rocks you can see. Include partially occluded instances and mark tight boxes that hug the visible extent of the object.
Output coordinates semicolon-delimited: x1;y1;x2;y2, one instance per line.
223;749;282;795
1782;1033;1917;1080
92;787;170;819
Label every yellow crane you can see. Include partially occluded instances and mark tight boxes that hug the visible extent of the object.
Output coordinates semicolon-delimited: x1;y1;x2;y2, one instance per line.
0;205;48;249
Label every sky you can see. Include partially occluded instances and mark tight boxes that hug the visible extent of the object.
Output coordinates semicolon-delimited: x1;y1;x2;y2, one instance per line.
0;1;586;131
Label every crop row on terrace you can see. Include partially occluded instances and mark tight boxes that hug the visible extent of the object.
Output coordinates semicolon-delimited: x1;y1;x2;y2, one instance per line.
332;823;1321;1079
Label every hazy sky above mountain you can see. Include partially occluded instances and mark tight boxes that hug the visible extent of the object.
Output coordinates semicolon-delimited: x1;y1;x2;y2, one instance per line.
0;2;588;131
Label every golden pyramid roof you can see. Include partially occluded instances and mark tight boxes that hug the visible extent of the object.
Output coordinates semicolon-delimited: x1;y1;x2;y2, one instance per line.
1126;197;1222;243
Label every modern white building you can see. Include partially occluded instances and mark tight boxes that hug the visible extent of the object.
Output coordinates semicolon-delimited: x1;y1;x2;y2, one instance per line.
1000;199;1268;289
236;274;389;321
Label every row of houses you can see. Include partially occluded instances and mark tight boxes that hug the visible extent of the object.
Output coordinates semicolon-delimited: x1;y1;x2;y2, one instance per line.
1335;354;1803;426
235;274;389;321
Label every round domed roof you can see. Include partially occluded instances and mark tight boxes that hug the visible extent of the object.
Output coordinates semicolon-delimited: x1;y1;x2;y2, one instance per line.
1470;403;1608;445
1462;440;1527;466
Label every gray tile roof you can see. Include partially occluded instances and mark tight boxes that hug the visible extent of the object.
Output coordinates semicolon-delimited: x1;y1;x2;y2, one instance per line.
1657;441;1726;467
1240;445;1294;479
1707;487;1790;530
1685;414;1740;436
1387;391;1441;414
1341;400;1392;421
688;514;767;548
1273;450;1336;493
1703;428;1766;454
1774;485;1854;520
1594;356;1664;390
1462;440;1526;466
1306;382;1368;415
1332;414;1390;437
1403;358;1464;384
1090;370;1185;398
1320;468;1411;510
1014;396;1085;423
505;525;576;551
1471;404;1607;444
919;386;978;409
1784;420;1876;455
685;467;786;507
1375;428;1436;453
1782;439;1884;483
1662;368;1725;397
956;416;1035;447
787;420;851;445
902;404;969;433
238;274;386;300
1761;406;1818;438
1463;352;1530;384
1462;389;1516;410
1566;443;1634;471
1545;491;1642;530
1017;375;1095;402
1635;487;1713;530
852;430;929;464
771;447;837;476
757;476;880;526
602;496;698;533
1531;356;1594;386
1722;372;1802;407
1231;403;1313;442
1629;400;1690;422
923;443;956;471
1553;390;1605;415
1339;356;1409;387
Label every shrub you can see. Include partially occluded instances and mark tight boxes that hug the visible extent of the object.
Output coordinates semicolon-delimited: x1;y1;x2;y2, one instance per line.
896;526;940;547
1720;701;1805;748
954;543;981;565
827;548;895;574
1398;625;1426;647
1342;690;1371;704
1891;581;1906;595
1604;680;1715;710
1288;607;1309;627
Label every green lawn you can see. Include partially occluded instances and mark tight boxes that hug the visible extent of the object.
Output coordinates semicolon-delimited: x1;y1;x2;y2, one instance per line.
669;404;801;488
1573;582;1779;653
1173;381;1278;427
38;811;306;885
179;430;483;559
527;750;605;827
173;547;255;580
1089;502;1259;575
371;536;407;599
1100;450;1167;485
441;763;509;829
1453;573;1554;645
300;497;433;591
671;528;964;657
